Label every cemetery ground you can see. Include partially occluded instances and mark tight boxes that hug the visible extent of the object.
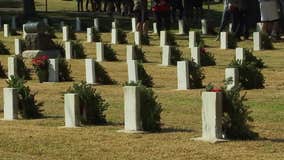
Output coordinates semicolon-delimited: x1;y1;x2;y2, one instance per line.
0;1;283;160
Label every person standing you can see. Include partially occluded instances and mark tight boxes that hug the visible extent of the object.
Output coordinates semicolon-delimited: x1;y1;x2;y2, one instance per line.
152;0;171;34
133;0;149;35
77;0;84;12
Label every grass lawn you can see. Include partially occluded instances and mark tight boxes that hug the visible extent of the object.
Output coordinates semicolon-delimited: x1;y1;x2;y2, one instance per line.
0;1;283;160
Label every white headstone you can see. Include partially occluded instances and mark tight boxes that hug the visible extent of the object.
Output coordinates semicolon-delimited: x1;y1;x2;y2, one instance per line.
189;31;197;48
22;24;27;38
94;18;99;31
111;29;118;44
60;21;65;28
235;48;245;63
191;47;200;65
200;92;223;142
134;31;141;46
256;22;262;32
229;23;232;33
14;39;22;55
162;45;171;66
4;24;10;37
85;59;96;84
87;27;94;42
8;57;17;79
62;26;69;41
65;41;73;59
177;61;189;90
253;32;261;51
178;20;185;34
127;60;139;83
126;45;135;61
225;68;239;90
132;18;137;32
75;17;81;32
11;16;16;30
48;59;59;82
43;18;48;26
201;19;207;35
96;42;104;62
112;21;117;29
64;93;80;127
220;32;228;49
3;88;18;120
123;86;142;131
153;22;158;34
160;31;167;47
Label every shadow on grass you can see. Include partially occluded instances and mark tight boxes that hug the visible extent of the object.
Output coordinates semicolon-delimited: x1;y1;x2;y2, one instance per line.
160;127;193;133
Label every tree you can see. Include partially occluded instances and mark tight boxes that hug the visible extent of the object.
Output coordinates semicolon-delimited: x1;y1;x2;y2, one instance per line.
23;0;36;17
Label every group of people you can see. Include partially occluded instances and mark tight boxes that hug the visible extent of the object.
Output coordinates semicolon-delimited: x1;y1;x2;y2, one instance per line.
75;0;284;40
218;0;284;41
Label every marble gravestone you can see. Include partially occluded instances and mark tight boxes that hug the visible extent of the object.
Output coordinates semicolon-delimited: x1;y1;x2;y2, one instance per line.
22;22;60;58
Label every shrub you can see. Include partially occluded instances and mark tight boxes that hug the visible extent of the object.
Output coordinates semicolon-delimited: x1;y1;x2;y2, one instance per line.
134;45;147;63
125;82;162;132
15;56;31;80
261;32;273;50
67;82;108;125
104;44;118;61
243;49;265;68
0;62;7;78
200;48;216;66
6;76;43;119
54;41;65;57
70;27;77;40
117;29;127;44
31;55;50;83
95;62;116;84
188;60;205;89
141;34;150;45
137;63;154;87
46;26;57;39
228;32;237;49
170;47;183;66
58;58;73;81
228;60;265;89
93;28;101;42
0;40;10;55
196;32;205;48
72;41;86;59
167;31;177;46
206;83;259;140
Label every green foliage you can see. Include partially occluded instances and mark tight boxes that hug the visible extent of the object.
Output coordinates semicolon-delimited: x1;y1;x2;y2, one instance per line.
141;34;150;45
228;60;265;89
117;29;127;44
104;44;118;61
167;31;177;46
170;47;183;66
93;28;102;42
124;82;162;132
72;41;86;59
137;63;154;87
243;49;265;68
58;58;73;81
95;62;116;84
134;45;147;63
6;76;43;119
260;32;273;50
200;48;216;66
70;26;77;40
0;62;7;78
188;60;205;88
67;82;108;125
46;26;57;39
0;40;10;55
15;56;31;80
54;41;65;57
222;85;259;140
228;32;237;49
196;32;205;48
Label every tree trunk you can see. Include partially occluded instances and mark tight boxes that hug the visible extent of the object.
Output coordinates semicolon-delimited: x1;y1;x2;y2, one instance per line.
23;0;36;17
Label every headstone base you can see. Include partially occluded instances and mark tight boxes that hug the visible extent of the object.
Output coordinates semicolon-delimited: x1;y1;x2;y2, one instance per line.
191;137;228;144
22;50;61;58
